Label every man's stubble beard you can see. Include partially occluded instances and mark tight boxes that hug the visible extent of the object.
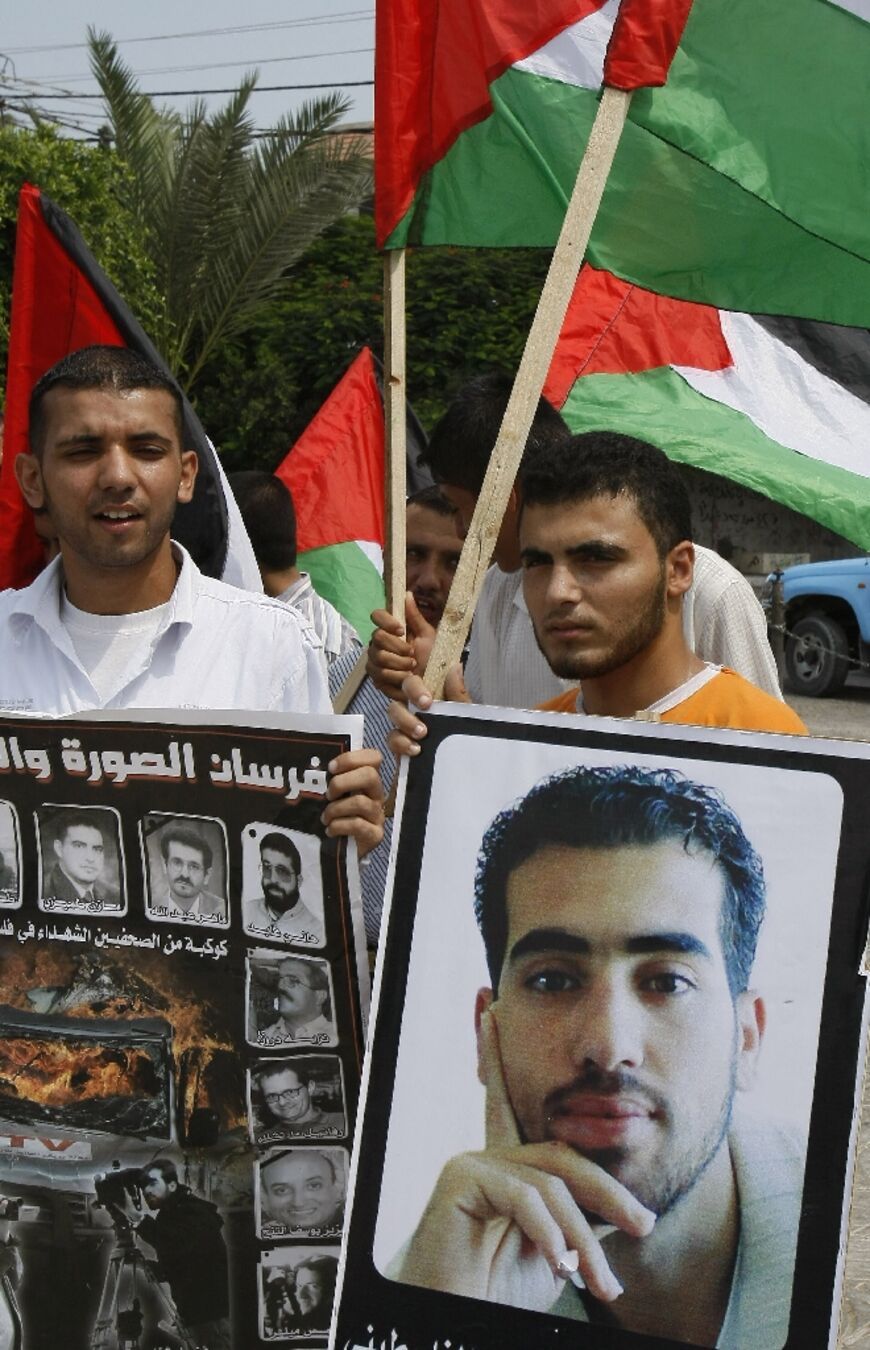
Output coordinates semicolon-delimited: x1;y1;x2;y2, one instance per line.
537;1040;738;1219
533;565;667;682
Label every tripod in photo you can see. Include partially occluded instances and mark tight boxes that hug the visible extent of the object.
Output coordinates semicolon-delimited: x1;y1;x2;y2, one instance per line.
90;1214;196;1350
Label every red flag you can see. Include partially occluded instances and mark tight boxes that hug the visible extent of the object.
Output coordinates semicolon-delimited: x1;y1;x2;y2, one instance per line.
274;347;430;640
0;184;231;590
277;348;386;553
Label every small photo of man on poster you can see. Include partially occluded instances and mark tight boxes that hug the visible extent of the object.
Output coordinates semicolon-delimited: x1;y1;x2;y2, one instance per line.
248;1056;347;1145
246;951;337;1049
241;823;325;948
140;813;229;927
0;802;20;908
36;803;125;916
256;1146;347;1239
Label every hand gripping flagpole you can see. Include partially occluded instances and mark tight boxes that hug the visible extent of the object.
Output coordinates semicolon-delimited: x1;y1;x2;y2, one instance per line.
422;0;695;699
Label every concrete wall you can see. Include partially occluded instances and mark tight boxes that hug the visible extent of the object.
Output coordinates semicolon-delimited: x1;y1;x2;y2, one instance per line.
683;466;864;573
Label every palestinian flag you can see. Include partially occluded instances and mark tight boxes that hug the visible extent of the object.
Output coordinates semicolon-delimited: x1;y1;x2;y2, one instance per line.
275;346;430;643
1;184;259;592
376;0;870;327
545;264;870;550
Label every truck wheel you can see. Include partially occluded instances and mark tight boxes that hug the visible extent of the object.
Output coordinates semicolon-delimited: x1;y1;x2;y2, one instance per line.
785;614;850;696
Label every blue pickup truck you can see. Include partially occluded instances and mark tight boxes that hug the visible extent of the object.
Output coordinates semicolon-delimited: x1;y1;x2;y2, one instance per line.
772;557;870;696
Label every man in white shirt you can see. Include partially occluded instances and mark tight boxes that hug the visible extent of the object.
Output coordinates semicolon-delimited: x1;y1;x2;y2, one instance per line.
229;470;360;667
6;346;383;852
370;373;780;707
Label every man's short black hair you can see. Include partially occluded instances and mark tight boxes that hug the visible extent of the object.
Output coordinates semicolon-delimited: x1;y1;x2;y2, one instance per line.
256;1062;307;1090
406;485;457;518
146;1158;179;1186
260;832;301;874
29;346;185;456
229;471;297;571
160;824;213;871
53;810;106;845
475;764;765;998
418;371;569;495
519;430;692;559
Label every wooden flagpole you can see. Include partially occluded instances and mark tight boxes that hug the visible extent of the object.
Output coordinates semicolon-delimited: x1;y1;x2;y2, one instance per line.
383;248;407;622
333;251;408;714
423;86;633;699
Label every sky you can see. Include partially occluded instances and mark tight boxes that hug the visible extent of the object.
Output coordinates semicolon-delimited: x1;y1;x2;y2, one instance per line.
0;0;374;141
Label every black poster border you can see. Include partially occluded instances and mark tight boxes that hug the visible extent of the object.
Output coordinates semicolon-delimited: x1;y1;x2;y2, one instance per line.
0;712;368;1350
336;711;870;1350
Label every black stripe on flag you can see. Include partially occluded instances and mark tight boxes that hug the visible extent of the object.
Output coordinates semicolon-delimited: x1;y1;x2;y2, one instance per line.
752;313;870;407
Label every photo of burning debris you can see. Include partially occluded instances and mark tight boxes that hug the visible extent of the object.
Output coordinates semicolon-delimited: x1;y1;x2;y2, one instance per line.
0;941;245;1145
0;803;19;909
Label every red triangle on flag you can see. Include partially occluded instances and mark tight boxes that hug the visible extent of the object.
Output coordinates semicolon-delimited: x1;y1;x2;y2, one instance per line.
276;347;385;551
544;263;732;408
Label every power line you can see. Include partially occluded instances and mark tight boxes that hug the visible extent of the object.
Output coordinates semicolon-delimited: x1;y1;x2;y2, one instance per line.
3;12;373;55
1;80;374;100
45;47;374;83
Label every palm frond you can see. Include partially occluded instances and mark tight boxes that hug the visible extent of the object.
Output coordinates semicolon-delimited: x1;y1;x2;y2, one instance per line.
87;32;372;385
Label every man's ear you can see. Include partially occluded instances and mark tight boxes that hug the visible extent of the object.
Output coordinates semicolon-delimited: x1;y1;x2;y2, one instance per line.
474;987;494;1086
665;539;694;598
53;838;63;862
176;450;198;505
735;992;766;1092
15;453;46;510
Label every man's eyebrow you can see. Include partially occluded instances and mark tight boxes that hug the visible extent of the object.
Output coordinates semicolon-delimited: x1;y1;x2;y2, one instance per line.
519;546;552;566
56;430;173;447
566;540;628;562
508;928;713;963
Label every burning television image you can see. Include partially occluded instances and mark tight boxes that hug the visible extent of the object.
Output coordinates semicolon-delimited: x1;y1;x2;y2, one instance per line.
0;1007;170;1138
0;943;245;1143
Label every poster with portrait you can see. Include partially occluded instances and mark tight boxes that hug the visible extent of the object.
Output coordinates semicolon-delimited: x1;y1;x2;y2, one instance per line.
334;705;870;1350
0;711;367;1350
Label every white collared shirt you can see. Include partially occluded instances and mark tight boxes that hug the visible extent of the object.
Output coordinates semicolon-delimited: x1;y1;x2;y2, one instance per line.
0;544;330;717
464;544;781;709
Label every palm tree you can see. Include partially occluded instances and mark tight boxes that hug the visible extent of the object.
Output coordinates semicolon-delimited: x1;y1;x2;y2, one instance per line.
88;29;373;388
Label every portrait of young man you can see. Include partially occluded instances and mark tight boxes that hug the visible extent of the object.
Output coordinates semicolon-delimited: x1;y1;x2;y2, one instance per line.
249;1057;346;1145
243;824;324;947
36;805;125;915
372;735;844;1350
257;1147;347;1237
142;813;229;926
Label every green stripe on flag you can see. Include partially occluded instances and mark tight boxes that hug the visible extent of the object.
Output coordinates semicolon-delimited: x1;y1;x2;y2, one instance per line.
561;366;870;551
298;541;385;644
390;0;870;326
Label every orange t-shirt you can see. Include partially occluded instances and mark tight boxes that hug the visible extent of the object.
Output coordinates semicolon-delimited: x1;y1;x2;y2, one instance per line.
538;668;807;736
